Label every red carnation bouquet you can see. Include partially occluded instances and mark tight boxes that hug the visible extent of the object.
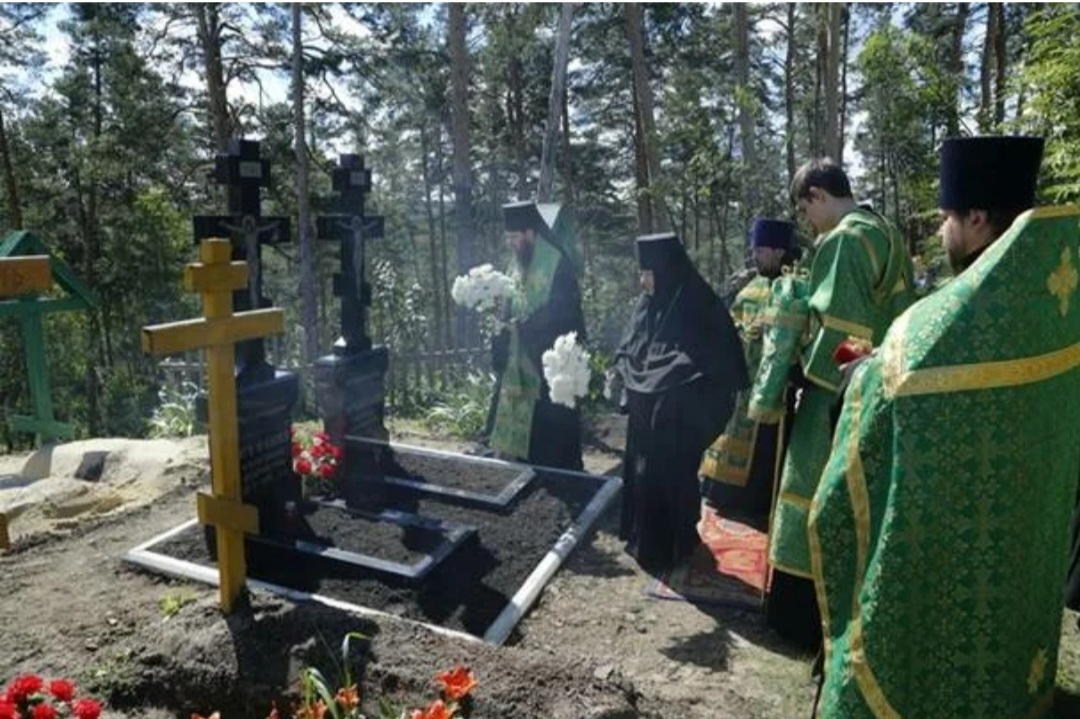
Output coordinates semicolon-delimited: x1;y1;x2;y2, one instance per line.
290;426;343;499
0;674;103;719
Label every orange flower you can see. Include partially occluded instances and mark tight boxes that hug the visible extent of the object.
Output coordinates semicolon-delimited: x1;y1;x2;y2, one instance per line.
409;699;452;719
436;666;477;701
295;701;327;719
335;685;360;710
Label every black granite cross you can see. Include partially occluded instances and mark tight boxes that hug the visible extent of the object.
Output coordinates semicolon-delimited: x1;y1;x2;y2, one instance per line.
316;154;384;354
193;138;291;382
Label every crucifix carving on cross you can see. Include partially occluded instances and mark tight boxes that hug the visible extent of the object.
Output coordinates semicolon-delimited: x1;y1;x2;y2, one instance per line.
193;139;290;383
317;154;384;354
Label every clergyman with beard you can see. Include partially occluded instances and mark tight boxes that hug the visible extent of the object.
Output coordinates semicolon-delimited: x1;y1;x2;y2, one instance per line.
811;136;1080;718
487;200;586;472
699;218;802;527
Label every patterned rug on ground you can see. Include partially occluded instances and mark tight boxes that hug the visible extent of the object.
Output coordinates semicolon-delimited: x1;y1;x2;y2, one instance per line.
647;506;769;610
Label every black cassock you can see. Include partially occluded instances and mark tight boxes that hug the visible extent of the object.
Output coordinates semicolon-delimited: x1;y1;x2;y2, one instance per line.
614;247;749;574
488;252;587;472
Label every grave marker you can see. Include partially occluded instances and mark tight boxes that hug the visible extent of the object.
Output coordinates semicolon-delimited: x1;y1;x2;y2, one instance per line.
314;155;390;508
142;238;284;613
0;254;50;550
193;138;290;384
0;232;98;446
193;138;300;536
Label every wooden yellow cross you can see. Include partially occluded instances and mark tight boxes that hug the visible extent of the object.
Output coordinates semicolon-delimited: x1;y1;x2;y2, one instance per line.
141;239;284;612
0;255;52;551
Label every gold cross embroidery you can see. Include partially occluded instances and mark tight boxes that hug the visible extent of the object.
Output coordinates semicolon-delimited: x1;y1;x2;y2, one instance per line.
1047;246;1078;317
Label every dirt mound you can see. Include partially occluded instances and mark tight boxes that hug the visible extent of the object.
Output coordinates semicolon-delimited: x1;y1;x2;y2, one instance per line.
0;437;206;543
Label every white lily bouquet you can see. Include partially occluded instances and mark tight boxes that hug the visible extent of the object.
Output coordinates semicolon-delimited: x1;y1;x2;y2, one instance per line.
450;263;517;315
542;331;592;409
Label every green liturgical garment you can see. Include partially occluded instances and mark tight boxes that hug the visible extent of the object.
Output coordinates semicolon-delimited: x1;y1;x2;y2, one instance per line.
770;208;916;578
490;238;561;459
810;206;1080;719
747;270;811;425
699;274;771;485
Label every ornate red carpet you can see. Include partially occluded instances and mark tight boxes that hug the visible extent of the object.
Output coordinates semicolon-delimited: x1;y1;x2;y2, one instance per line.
647;505;769;610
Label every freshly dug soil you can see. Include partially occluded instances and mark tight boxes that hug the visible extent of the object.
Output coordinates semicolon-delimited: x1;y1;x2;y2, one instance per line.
153;460;609;639
378;445;529;499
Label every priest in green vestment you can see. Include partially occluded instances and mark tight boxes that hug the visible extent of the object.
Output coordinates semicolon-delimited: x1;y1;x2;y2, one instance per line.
811;136;1080;719
700;218;801;526
766;159;917;650
489;201;586;471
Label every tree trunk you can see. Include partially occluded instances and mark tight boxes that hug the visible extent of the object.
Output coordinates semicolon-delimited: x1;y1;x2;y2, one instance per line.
992;2;1006;128
421;124;444;351
292;4;318;372
734;3;758;219
784;4;797;186
538;3;575;203
436;117;452;348
838;4;850;164
626;3;665;234
813;4;826;157
448;4;476;347
194;4;231;151
506;7;527;197
979;2;994;132
823;3;843;161
0;108;23;229
947;3;970;137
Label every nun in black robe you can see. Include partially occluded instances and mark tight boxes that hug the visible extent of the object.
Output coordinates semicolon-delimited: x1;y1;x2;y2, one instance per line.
614;232;750;574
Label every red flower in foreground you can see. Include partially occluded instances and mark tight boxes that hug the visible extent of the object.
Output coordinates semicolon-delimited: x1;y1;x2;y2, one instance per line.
31;703;58;719
318;462;336;479
72;699;103;719
294;457;313;476
410;699;453;719
47;679;75;702
436;665;477;701
6;674;43;703
0;699;18;719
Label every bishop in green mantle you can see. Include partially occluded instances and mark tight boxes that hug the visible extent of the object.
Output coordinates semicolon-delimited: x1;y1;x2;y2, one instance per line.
811;136;1079;718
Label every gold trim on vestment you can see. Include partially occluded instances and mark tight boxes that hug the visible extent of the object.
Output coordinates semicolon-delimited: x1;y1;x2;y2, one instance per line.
850;615;904;719
748;404;785;423
885;338;1080;399
804;369;840;393
807;482;831;666
1029;204;1080;219
821;313;874;341
740;286;771;303
779;490;812;509
768;558;815;581
844;383;871;620
853;228;883;285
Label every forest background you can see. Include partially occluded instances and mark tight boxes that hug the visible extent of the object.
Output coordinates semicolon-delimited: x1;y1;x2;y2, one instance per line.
1;2;1077;449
